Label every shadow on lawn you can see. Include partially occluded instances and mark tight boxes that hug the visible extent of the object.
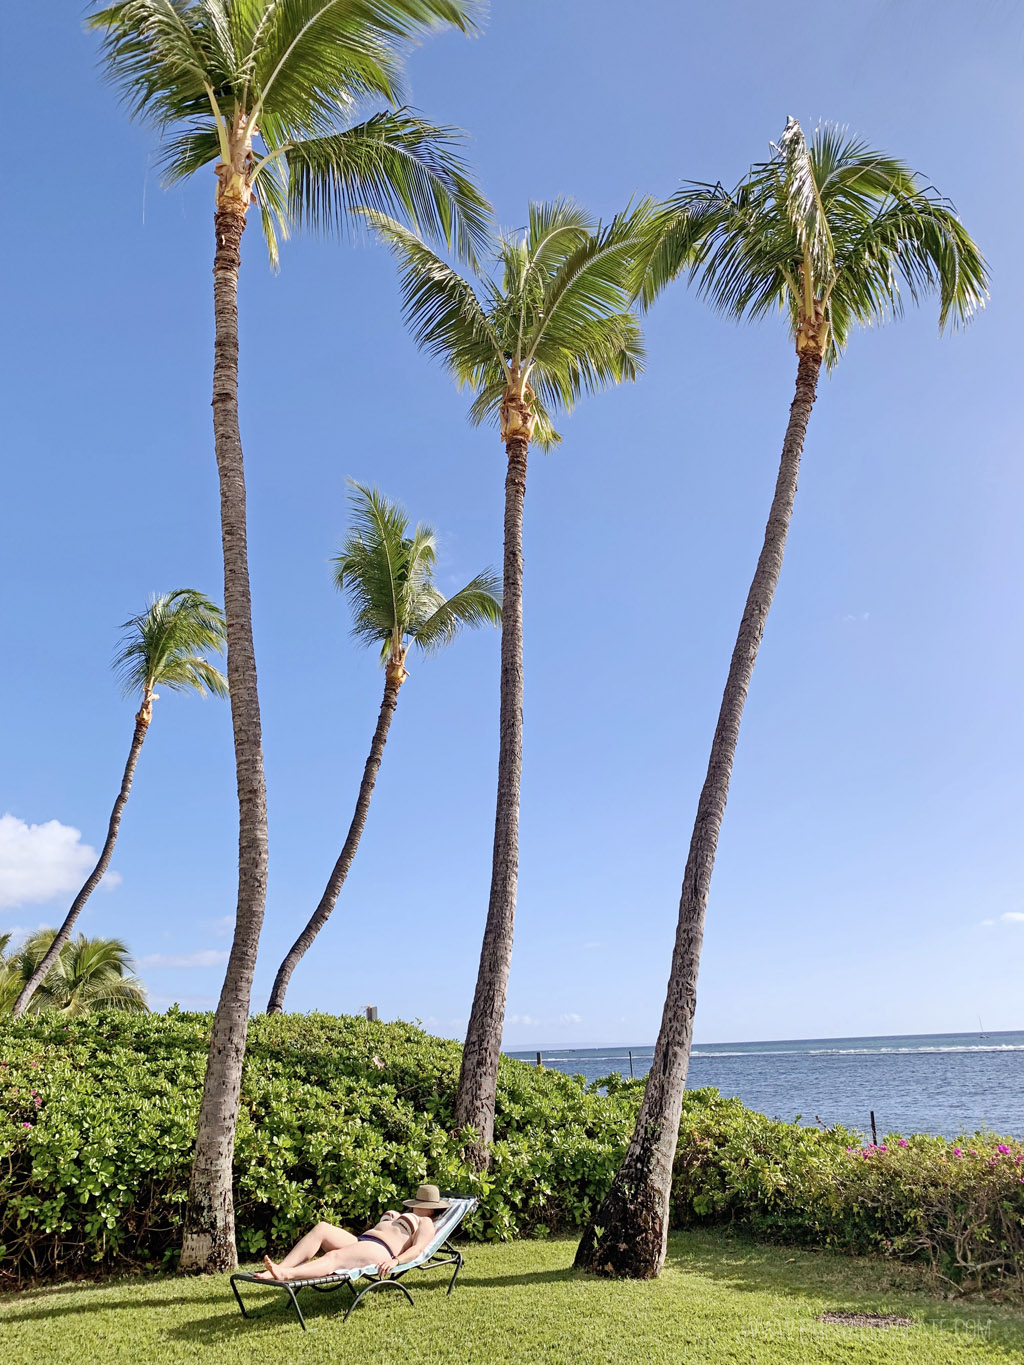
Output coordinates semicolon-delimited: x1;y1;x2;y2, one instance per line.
663;1233;1024;1345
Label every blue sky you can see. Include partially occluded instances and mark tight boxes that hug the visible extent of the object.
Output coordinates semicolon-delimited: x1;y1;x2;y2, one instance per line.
1;2;1022;1048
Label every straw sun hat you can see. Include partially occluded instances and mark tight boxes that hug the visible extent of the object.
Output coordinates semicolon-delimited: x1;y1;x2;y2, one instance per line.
403;1183;451;1212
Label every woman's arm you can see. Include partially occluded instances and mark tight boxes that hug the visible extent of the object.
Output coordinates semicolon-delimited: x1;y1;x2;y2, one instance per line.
378;1219;436;1275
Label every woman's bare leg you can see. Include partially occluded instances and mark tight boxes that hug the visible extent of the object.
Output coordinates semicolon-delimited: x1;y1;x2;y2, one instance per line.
264;1242;385;1283
252;1222;356;1279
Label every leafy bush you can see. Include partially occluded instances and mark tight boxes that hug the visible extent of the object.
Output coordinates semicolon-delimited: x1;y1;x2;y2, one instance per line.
657;1079;1024;1297
0;1011;633;1282
2;1014;1022;1296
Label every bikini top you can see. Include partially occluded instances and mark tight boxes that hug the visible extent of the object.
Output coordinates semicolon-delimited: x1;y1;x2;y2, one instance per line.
379;1210;420;1241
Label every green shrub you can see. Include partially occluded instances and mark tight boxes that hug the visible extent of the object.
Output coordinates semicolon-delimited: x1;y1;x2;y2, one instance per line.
0;1011;635;1282
2;1014;1022;1296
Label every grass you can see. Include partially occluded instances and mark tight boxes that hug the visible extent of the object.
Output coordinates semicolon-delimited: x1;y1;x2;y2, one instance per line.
3;1231;1024;1365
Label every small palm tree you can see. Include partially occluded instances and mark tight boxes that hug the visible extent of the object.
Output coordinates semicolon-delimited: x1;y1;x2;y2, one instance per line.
3;931;148;1016
12;590;226;1018
576;119;987;1279
266;482;500;1013
366;199;646;1167
89;0;491;1271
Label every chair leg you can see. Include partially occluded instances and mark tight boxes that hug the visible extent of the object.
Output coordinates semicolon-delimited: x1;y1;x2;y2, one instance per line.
342;1278;415;1323
286;1285;308;1331
447;1253;464;1296
229;1276;250;1319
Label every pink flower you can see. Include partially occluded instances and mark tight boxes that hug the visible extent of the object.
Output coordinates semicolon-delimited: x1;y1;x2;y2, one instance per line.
878;1145;888;1152
33;1097;41;1107
21;1122;32;1130
970;1150;978;1157
997;1145;1011;1154
29;1061;38;1068
953;1148;963;1157
897;1139;909;1148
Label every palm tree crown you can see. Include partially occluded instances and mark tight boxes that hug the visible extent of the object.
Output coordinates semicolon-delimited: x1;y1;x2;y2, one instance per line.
2;931;148;1016
90;0;491;265
336;481;501;674
638;118;987;364
364;198;647;444
115;588;228;705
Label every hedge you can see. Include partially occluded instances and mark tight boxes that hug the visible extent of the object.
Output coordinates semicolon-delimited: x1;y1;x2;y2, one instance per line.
1;1012;1022;1296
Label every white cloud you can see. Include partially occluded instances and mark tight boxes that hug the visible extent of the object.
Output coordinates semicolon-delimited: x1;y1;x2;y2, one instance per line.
980;918;996;927
559;1013;583;1025
842;611;871;624
1001;913;1024;924
207;915;235;939
140;950;229;969
0;814;121;911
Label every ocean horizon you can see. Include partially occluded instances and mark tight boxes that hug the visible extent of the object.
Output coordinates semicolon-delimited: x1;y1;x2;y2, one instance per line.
505;1028;1024;1140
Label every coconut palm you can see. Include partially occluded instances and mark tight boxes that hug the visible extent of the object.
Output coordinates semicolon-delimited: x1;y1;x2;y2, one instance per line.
365;199;646;1167
2;931;148;1016
575;119;987;1279
88;0;491;1271
266;482;500;1013
12;591;226;1020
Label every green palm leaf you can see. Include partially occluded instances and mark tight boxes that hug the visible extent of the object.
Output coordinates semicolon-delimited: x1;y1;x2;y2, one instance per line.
90;0;493;264
113;588;228;699
638;118;987;366
333;480;500;663
363;198;650;448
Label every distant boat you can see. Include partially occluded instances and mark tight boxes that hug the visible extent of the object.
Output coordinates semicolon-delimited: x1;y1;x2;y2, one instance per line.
979;1015;988;1039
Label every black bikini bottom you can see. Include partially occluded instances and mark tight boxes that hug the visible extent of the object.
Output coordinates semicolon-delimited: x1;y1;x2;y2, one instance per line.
358;1234;395;1255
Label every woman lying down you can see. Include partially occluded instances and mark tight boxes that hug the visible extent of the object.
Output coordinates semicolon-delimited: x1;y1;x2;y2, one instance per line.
253;1184;450;1282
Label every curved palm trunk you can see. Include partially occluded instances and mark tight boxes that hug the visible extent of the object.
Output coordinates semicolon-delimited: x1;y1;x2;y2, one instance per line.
266;669;404;1014
180;204;270;1274
11;700;152;1018
575;351;822;1278
454;434;528;1169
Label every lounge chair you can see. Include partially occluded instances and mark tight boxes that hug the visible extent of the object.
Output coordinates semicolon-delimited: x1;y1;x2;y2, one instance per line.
229;1194;478;1330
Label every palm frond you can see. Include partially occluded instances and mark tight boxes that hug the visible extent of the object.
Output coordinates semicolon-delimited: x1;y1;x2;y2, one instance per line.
334;480;499;660
372;197;647;448
411;570;501;653
89;1;230;126
360;210;504;375
646;119;986;365
112;588;227;699
286;110;492;264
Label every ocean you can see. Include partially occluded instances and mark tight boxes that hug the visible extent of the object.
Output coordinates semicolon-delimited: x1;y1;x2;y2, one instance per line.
505;1030;1024;1140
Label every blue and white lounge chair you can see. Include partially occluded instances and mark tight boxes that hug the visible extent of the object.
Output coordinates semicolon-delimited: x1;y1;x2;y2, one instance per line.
229;1195;478;1330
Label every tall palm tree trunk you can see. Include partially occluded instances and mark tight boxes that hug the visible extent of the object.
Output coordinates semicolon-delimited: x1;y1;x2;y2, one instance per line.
576;351;822;1278
11;700;153;1018
180;205;270;1274
267;668;404;1014
454;435;528;1169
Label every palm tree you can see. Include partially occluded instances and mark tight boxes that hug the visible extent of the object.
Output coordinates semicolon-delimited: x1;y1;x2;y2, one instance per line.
88;0;491;1271
266;482;500;1013
12;591;227;1019
2;931;148;1016
575;119;987;1279
366;199;646;1168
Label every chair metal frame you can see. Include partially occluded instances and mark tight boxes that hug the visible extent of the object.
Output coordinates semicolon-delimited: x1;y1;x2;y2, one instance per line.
229;1198;473;1332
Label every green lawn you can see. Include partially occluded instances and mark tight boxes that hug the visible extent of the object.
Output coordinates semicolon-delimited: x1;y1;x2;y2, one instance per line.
2;1232;1022;1365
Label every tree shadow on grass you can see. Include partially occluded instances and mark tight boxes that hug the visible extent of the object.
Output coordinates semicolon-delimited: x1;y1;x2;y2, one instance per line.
1;1292;209;1324
455;1267;578;1290
663;1232;1024;1347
